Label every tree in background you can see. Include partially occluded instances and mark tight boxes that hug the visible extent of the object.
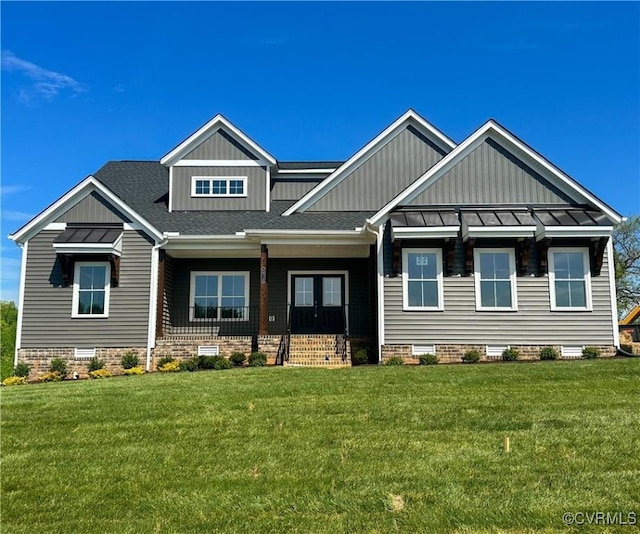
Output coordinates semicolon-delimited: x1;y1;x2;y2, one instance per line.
1;301;18;379
613;215;640;318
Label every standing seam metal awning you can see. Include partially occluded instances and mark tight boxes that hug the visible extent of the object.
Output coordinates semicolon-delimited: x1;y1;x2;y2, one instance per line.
52;225;124;255
389;210;460;239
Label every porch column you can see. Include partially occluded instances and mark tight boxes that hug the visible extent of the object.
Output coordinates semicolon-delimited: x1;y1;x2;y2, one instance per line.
155;249;166;338
259;244;268;335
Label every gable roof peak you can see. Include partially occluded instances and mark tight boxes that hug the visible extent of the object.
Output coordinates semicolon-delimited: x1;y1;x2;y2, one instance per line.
160;113;276;166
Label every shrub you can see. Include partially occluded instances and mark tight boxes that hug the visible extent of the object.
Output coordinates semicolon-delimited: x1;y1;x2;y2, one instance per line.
352;349;368;366
89;368;112;379
38;371;62;383
461;350;481;363
213;356;232;370
121;351;139;369
49;358;68;378
418;353;438;365
87;357;105;372
197;355;218;370
384;356;405;366
123;366;144;375
501;348;519;362
156;356;175;368
13;362;30;378
248;352;267;367
179;358;199;372
229;352;247;367
158;360;181;372
3;376;27;386
582;346;601;359
539;347;559;361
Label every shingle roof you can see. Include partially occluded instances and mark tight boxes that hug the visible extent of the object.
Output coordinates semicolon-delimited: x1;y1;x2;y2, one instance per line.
93;161;372;235
278;161;343;170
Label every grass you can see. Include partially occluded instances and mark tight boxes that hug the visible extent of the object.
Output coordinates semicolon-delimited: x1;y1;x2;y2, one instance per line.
2;359;639;533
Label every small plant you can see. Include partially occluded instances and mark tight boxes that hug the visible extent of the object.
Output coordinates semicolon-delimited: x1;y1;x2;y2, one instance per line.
121;351;139;369
197;355;218;370
179;358;199;372
213;356;232;370
123;366;144;375
3;376;27;386
539;347;559;361
384;356;405;366
248;352;267;367
87;357;105;372
352;349;368;366
461;350;481;363
582;346;601;359
156;356;175;368
501;348;519;362
49;358;68;378
418;353;438;365
13;362;30;378
229;352;247;367
89;368;112;379
158;360;181;372
38;371;62;383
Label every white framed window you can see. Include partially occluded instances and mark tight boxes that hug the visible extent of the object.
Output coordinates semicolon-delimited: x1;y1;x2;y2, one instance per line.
189;271;250;321
474;248;517;311
548;247;592;311
402;248;444;311
72;262;110;318
322;277;342;307
191;176;247;198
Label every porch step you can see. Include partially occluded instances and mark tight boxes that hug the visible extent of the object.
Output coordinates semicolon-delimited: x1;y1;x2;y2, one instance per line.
286;335;351;367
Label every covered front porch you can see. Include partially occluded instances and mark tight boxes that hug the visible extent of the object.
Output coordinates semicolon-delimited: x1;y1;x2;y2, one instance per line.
154;234;378;365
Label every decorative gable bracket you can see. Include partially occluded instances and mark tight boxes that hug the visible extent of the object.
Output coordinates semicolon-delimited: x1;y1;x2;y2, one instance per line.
589;236;609;276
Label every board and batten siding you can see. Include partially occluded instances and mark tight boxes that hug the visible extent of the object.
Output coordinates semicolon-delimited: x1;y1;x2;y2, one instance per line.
383;251;614;346
308;126;447;211
271;180;320;201
55;191;132;223
182;130;258;160
21;229;153;348
408;138;573;206
172;166;267;211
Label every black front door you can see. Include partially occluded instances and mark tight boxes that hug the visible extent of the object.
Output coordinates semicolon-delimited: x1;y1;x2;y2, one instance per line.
290;274;345;334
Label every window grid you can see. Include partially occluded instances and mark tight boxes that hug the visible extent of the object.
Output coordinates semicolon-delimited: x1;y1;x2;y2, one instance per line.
190;272;249;321
548;248;591;311
402;248;443;311
72;262;110;318
191;177;246;197
474;249;517;311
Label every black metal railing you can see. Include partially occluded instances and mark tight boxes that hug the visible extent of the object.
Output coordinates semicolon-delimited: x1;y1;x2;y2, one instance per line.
276;311;291;365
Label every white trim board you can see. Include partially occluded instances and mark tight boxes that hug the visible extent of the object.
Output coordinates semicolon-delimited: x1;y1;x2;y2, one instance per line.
8;176;163;244
368;120;623;226
160;114;276;166
14;241;28;365
283;109;456;215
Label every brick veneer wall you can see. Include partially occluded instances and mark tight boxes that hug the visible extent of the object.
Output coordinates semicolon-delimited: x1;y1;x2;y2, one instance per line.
17;347;147;380
381;344;617;364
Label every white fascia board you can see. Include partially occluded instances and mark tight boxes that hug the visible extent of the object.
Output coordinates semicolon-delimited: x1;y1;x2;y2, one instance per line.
8;176;163;244
173;159;265;167
160;114;276;166
463;225;537;239
607;239;620;348
535;225;614;240
370;120;623;226
52;243;123;256
283;110;457;216
391;226;460;239
276;168;337;175
244;229;373;246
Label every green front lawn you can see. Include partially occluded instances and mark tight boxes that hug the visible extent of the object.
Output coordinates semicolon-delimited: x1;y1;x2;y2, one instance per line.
2;360;639;533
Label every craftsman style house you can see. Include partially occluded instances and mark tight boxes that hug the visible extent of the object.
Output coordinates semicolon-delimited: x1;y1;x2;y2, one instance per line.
9;110;623;374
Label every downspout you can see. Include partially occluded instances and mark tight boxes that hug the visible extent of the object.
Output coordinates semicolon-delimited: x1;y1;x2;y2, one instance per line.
146;238;168;371
14;241;28;367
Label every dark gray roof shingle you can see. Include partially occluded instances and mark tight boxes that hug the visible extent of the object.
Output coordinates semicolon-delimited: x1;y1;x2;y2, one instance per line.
93;161;372;235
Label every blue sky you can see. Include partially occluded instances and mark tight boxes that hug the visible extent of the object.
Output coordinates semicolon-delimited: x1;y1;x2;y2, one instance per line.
1;1;639;303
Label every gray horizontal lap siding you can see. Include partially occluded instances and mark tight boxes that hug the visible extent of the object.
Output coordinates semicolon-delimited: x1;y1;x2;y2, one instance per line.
308;126;447;211
408;138;573;205
182;130;258;160
22;230;153;348
383;249;614;346
172;166;266;211
55;191;131;223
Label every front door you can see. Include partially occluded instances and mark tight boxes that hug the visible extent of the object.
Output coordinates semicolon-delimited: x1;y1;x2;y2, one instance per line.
290;274;345;334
